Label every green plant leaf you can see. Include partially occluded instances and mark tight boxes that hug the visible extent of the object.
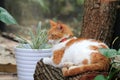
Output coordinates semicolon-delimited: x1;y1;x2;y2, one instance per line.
37;21;42;34
118;49;120;55
111;36;119;48
30;0;49;12
77;0;84;5
0;7;17;25
94;75;107;80
16;35;28;44
107;67;120;80
99;48;117;58
17;21;51;49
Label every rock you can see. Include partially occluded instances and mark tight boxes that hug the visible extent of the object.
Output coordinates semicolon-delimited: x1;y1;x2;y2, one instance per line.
0;35;18;65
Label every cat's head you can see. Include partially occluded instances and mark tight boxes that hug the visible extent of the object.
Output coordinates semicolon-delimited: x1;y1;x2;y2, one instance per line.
48;20;73;44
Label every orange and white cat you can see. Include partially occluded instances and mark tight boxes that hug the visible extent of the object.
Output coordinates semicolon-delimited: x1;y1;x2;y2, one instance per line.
43;20;110;76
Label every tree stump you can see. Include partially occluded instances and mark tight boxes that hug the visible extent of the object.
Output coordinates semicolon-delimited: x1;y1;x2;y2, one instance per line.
34;59;108;80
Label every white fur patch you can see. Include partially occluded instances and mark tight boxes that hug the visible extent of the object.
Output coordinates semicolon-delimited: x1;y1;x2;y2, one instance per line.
45;37;108;68
53;39;105;67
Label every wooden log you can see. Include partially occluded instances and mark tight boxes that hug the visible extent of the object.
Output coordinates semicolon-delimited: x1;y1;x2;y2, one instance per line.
0;64;17;73
34;59;108;80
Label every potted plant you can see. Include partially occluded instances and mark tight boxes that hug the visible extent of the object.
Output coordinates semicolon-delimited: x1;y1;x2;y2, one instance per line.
14;22;52;80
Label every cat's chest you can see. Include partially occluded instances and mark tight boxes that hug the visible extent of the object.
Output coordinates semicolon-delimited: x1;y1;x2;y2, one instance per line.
52;37;77;51
52;40;70;51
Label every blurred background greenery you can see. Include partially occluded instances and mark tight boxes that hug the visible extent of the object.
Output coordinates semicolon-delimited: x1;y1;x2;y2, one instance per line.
0;0;84;37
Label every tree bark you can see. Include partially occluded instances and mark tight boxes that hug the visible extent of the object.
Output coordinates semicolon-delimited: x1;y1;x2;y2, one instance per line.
80;0;117;46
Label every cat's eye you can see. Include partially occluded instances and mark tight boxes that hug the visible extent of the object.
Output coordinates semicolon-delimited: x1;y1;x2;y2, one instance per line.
51;34;55;37
57;25;63;30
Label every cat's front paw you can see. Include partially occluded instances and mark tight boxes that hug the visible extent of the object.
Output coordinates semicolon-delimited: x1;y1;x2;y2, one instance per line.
62;67;69;76
43;57;52;65
63;62;75;68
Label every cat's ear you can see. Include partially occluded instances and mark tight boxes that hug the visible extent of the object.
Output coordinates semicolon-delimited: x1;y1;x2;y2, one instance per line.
50;20;57;27
57;24;64;32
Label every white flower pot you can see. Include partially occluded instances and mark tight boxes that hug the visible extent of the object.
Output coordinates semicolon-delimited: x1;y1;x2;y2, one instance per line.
14;45;52;80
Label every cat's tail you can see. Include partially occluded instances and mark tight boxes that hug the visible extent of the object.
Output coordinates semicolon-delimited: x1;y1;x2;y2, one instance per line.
62;53;110;76
62;63;109;76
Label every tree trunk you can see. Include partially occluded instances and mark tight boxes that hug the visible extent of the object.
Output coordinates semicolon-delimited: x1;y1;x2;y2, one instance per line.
80;0;117;46
112;1;120;50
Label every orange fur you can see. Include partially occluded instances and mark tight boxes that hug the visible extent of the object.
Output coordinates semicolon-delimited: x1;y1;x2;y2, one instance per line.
48;20;73;40
66;38;87;47
99;44;108;48
62;52;110;76
89;45;99;50
82;59;88;65
48;20;110;76
53;48;65;64
91;39;108;48
66;38;76;47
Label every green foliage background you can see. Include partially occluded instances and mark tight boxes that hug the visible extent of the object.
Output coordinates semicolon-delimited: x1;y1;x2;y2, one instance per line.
4;0;84;37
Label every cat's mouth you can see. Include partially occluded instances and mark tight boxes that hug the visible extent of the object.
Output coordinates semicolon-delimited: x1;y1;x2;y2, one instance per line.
48;38;68;45
59;38;68;42
48;36;74;45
